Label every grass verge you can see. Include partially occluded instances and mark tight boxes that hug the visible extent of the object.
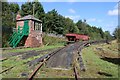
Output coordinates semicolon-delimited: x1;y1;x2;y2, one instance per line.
3;43;64;54
80;42;118;78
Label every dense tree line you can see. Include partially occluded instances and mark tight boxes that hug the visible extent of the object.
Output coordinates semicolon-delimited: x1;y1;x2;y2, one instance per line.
113;27;120;42
2;1;118;47
2;2;19;47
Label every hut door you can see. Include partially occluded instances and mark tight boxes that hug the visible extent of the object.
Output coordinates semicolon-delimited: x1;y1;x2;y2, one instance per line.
23;20;29;35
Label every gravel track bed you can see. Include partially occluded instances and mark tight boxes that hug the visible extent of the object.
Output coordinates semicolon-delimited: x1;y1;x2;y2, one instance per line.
46;42;84;69
2;48;60;59
27;47;63;67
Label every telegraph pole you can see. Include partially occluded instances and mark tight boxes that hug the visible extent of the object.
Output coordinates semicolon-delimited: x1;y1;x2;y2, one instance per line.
33;3;35;16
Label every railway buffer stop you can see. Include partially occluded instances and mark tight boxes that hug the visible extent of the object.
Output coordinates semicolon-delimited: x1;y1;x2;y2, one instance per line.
9;13;42;48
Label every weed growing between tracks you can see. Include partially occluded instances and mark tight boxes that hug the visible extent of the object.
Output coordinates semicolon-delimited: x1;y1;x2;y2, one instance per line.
2;45;64;78
3;44;64;54
35;67;74;78
1;40;119;78
2;54;48;78
81;41;118;78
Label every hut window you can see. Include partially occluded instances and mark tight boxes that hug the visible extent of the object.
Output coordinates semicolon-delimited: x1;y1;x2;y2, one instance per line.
37;23;39;30
34;22;41;31
34;22;35;30
35;22;39;30
38;24;40;30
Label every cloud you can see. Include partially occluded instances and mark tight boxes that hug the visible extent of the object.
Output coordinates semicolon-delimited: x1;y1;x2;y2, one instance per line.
108;9;118;16
65;15;80;22
87;18;103;23
104;21;118;34
108;3;119;16
69;9;76;14
105;21;117;27
65;15;80;19
87;18;96;22
65;17;102;23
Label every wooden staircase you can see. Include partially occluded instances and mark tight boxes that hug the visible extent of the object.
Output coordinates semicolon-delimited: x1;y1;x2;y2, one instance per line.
9;20;29;48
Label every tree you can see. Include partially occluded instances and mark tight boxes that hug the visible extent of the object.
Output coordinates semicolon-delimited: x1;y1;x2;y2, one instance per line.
2;2;20;47
76;20;82;30
10;3;19;14
76;19;109;40
44;9;65;34
20;1;45;19
76;20;84;34
104;31;112;40
21;1;45;31
10;3;19;20
98;27;105;39
2;1;111;47
76;19;88;34
73;26;80;34
113;27;120;40
32;1;45;19
44;9;58;33
21;2;33;16
2;2;13;27
63;17;76;34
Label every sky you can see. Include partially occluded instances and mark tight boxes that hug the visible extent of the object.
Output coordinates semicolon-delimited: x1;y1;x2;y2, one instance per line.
41;2;118;35
7;0;119;35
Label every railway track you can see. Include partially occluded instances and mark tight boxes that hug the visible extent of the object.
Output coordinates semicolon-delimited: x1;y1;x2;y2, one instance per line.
72;42;89;80
28;41;89;80
2;47;60;60
2;40;109;79
73;66;78;80
71;40;109;80
0;66;15;74
28;46;67;80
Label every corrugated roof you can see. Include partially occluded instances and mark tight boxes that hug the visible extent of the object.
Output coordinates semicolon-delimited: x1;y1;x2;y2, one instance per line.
17;15;42;22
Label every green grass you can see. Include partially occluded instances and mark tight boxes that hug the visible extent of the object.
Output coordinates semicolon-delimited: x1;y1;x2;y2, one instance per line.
2;64;29;78
81;45;118;78
3;43;64;54
2;57;39;78
36;67;74;78
2;43;65;78
2;49;57;78
42;34;65;46
2;40;119;78
2;35;65;78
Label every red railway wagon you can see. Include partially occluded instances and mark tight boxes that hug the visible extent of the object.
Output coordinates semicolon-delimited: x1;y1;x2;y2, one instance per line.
65;33;90;42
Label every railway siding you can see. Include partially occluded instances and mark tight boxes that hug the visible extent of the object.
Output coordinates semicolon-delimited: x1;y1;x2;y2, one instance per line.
2;40;114;79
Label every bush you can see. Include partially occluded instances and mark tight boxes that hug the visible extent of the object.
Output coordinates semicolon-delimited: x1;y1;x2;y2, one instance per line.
42;34;65;46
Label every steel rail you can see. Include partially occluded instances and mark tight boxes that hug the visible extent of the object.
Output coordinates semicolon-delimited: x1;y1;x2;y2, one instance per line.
28;46;67;80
